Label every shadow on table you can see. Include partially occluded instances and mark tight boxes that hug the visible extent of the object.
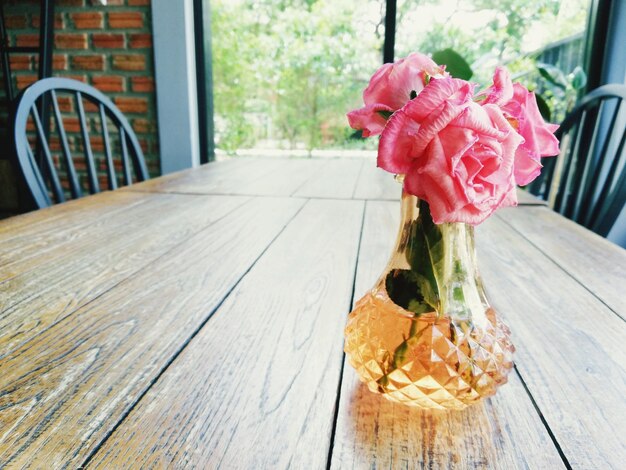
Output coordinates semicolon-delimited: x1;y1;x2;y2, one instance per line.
336;381;507;468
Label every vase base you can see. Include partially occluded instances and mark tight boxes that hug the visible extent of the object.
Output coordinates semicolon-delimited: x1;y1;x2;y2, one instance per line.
345;290;515;410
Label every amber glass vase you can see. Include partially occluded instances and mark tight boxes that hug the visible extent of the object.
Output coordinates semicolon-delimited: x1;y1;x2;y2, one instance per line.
344;190;514;410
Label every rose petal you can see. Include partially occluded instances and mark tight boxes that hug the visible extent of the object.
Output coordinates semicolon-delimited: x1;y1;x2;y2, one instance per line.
479;67;514;106
377;108;419;174
347;103;394;137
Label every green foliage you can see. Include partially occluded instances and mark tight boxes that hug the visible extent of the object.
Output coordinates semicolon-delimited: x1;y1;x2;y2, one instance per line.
432;48;473;80
533;63;588;122
211;0;381;151
538;63;568;89
535;93;552;121
433;48;474;80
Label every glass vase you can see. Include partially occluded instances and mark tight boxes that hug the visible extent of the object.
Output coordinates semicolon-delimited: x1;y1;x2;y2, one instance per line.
344;190;515;410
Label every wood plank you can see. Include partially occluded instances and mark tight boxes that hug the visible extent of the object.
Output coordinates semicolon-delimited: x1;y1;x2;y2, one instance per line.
0;194;248;358
516;189;548;205
477;214;626;469
87;199;365;469
240;158;327;196
126;157;272;194
128;158;328;198
0;192;155;279
352;159;400;201
0;196;304;468
0;190;147;243
331;201;565;469
497;206;626;320
294;158;364;199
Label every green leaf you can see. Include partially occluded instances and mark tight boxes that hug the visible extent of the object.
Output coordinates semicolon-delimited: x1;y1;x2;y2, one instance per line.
406;216;440;310
537;63;567;90
385;269;432;314
419;200;445;287
349;129;364;140
377;110;393;120
432;48;473;80
535;93;551;122
570;66;587;90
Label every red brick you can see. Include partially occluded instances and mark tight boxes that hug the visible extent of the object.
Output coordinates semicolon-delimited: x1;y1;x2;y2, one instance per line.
5;15;27;29
53;54;68;71
55;33;88;49
108;12;144;29
71;55;104;71
16;74;37;90
10;55;32;71
114;97;148;114
92;75;125;92
57;96;74;113
32;14;64;29
128;0;150;5
130;76;154;92
61;74;87;83
90;136;104;152
83;101;99;113
132;118;155;134
16;34;39;48
92;33;125;49
49;137;61;152
60;117;86;133
129;33;151;49
112;54;145;71
71;12;104;29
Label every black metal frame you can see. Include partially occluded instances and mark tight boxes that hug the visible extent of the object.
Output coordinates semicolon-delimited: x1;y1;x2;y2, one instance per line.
193;0;215;164
383;0;396;63
13;78;149;209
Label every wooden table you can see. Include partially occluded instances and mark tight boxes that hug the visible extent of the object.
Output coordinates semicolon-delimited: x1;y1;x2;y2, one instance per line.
1;157;624;469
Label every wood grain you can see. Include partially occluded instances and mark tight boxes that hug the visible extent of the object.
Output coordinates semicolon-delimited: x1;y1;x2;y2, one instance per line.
121;157;266;194
352;162;399;201
292;158;364;199
128;157;328;197
330;201;565;469
1;192;160;280
0;197;304;468
516;189;548;205
87;199;364;469
0;194;248;358
0;190;147;247
477;215;626;469
496;206;626;319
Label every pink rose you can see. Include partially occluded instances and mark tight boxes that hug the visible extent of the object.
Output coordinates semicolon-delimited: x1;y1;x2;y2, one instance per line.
378;78;523;225
347;53;445;137
481;67;560;186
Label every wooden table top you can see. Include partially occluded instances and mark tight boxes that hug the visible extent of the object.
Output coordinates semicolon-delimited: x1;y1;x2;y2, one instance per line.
1;157;624;469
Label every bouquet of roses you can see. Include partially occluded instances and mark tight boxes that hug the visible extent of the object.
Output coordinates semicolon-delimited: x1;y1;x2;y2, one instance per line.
348;53;560;225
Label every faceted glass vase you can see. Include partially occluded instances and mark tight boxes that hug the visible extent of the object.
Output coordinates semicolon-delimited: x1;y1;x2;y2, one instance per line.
344;190;515;410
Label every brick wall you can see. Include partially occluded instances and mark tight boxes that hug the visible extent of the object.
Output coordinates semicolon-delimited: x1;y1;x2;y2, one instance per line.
2;0;159;177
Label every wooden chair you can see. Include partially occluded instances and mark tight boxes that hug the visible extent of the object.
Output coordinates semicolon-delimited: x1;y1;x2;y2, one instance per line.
12;77;149;208
528;84;626;237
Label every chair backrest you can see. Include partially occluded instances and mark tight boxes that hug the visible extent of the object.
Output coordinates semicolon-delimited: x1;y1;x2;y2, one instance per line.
528;84;626;237
13;77;149;208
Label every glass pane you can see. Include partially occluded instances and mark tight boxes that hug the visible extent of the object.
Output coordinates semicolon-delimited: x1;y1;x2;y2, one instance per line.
395;0;591;122
211;0;386;155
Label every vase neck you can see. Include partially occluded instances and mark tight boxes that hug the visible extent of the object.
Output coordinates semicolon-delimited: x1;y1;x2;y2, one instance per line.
381;191;488;320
